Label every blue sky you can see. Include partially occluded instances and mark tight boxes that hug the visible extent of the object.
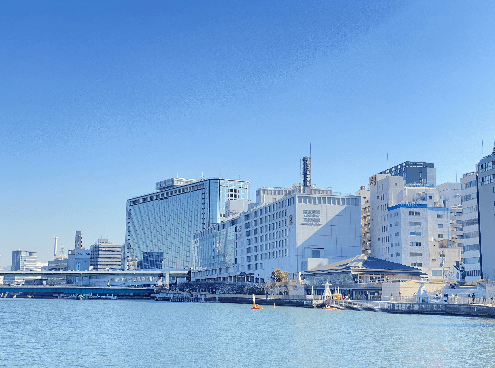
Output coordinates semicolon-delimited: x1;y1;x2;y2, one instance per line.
1;1;494;263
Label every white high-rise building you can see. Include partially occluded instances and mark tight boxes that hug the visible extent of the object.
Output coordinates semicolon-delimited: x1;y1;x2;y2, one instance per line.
460;172;480;282
478;145;495;280
369;174;461;279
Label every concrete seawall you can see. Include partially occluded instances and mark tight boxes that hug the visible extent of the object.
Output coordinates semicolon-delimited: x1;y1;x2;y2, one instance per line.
386;302;495;318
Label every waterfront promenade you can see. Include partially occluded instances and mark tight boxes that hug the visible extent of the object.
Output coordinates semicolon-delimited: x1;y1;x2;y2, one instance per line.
153;290;495;318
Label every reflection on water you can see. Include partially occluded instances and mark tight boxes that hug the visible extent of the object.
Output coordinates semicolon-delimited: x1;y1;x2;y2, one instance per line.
0;299;494;367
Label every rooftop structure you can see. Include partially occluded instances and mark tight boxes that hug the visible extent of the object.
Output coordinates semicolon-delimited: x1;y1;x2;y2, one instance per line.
378;161;436;187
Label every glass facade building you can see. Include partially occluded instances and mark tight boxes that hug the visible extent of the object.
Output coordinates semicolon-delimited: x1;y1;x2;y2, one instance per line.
126;178;250;269
11;250;37;271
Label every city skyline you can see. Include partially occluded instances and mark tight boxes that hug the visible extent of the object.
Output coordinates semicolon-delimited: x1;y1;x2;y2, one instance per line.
1;1;495;262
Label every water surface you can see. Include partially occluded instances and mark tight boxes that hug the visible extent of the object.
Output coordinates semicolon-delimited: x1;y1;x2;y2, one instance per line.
0;299;493;367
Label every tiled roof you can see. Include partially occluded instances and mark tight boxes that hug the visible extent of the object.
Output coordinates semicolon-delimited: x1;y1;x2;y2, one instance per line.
306;254;422;274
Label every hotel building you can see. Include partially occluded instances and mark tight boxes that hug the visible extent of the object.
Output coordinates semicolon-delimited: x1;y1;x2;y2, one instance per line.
126;177;250;269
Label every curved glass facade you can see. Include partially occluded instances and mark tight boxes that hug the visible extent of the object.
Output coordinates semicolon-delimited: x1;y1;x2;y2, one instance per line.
126;178;249;269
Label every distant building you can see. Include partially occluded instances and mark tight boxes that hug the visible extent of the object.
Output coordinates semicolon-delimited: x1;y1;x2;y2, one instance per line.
90;238;123;270
378;161;436;187
75;231;83;249
460;172;480;282
478;145;495;279
67;249;90;271
126;177;250;269
355;186;371;254
11;250;37;271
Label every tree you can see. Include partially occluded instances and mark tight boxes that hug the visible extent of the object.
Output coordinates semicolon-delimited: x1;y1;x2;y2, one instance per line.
271;269;289;283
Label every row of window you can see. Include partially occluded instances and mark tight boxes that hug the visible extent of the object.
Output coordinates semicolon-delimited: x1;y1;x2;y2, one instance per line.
461;179;477;190
244;197;295;221
298;196;359;206
464;244;480;252
478;160;495;173
462;192;477;203
464;230;479;239
479;173;495;186
463;205;478;215
240;248;290;266
129;183;205;206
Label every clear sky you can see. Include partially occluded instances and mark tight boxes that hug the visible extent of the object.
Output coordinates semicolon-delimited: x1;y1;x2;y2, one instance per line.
1;1;494;264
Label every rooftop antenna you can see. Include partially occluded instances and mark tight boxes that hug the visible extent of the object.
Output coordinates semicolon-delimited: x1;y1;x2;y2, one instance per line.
54;237;58;258
387;152;389;164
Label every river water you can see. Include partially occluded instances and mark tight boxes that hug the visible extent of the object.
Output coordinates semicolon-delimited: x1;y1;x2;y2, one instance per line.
0;299;494;367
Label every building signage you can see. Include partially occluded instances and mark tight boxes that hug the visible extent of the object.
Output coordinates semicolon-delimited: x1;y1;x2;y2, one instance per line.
301;210;321;226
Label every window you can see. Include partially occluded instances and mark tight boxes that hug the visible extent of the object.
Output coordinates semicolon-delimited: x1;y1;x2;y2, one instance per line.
410;242;422;247
410;252;422;257
438;234;443;238
437;214;443;218
438;224;443;228
410;232;421;236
